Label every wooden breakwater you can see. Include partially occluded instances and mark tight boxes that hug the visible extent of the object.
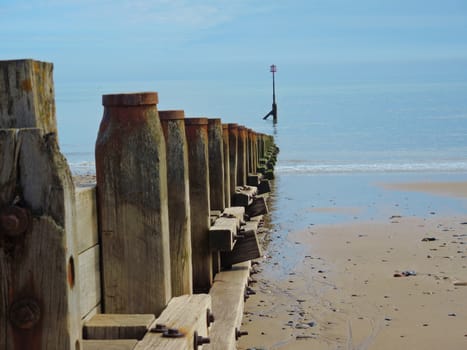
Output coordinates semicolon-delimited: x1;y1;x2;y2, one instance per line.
0;59;279;350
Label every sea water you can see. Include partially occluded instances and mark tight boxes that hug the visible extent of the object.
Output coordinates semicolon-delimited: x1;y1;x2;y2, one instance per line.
57;61;467;228
58;61;467;176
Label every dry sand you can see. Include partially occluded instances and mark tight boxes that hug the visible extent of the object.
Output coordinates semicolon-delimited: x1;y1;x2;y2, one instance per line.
238;180;467;350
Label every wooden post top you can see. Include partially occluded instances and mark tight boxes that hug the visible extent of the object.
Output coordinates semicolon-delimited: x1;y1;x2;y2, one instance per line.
159;110;185;120
185;117;208;125
228;123;238;130
102;92;158;106
208;118;222;125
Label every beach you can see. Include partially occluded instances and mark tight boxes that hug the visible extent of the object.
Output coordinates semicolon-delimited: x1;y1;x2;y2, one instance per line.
238;174;467;350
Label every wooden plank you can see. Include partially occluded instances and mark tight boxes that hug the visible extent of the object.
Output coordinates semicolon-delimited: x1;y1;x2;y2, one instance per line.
96;93;171;314
135;294;211;350
209;217;238;252
222;206;245;226
83;314;155;340
222;124;231;207
208;118;225;211
185;118;212;293
79;245;101;319
1;128;81;349
75;185;98;253
221;230;262;267
159;110;193;297
81;339;138;350
247;173;261;187
258;179;271;194
0;60;58;135
246;196;268;218
206;262;251;350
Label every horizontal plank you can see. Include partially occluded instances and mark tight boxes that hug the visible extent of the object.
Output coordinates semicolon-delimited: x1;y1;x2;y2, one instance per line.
79;245;101;319
135;294;211;350
206;262;251;350
81;339;138;350
83;314;155;340
222;206;245;225
221;230;262;267
75;185;98;253
210;217;238;252
246;196;268;218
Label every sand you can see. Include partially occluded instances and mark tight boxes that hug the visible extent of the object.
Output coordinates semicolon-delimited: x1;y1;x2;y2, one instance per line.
238;179;467;350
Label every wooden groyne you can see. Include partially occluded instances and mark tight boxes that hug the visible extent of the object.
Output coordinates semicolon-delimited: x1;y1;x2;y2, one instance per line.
0;59;279;350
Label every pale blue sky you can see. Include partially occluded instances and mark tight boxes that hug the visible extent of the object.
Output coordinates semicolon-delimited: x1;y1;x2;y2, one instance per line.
2;0;467;151
2;0;467;79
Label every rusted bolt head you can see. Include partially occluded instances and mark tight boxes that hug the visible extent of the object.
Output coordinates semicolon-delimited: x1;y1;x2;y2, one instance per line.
206;308;215;328
235;328;248;340
162;328;184;338
194;331;211;349
9;298;41;329
0;206;30;237
150;323;168;333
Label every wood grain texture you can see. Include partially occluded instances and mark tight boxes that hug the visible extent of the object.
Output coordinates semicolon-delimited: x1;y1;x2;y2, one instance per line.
0;128;80;350
135;294;211;350
79;245;101;319
222;124;231;208
208;119;225;211
83;314;155;340
159;115;193;297
209;217;238;252
206;262;251;350
221;230;262;267
95;96;171;314
75;185;98;253
227;125;238;200
185;119;212;293
0;60;57;135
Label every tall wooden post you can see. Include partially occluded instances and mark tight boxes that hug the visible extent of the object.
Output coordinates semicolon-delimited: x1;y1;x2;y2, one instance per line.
250;130;258;176
236;126;247;186
208;118;225;212
95;92;171;315
1;59;80;349
185;117;212;293
222;124;231;208
159;110;193;297
228;124;238;196
0;59;58;136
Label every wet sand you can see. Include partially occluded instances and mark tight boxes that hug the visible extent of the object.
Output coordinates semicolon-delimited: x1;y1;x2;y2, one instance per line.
238;177;467;350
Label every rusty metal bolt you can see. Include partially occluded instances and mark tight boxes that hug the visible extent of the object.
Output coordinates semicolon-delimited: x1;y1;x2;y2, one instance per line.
235;328;248;340
206;308;215;328
9;298;41;329
0;206;30;237
162;328;184;338
193;331;211;349
150;323;168;333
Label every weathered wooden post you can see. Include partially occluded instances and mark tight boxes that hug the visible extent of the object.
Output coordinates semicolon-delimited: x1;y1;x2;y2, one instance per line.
222;124;231;208
236;126;247;186
208;118;225;212
1;59;80;349
95;92;171;315
185;117;212;293
159;110;193;297
248;129;257;176
228;124;238;196
0;59;57;135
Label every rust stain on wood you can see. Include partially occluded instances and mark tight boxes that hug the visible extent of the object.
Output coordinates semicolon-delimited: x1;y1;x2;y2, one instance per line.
20;79;33;92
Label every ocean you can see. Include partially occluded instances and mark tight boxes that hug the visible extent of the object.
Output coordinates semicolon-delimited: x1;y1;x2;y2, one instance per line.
59;64;467;177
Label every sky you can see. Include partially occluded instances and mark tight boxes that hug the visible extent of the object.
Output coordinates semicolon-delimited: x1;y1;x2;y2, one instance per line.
1;0;467;150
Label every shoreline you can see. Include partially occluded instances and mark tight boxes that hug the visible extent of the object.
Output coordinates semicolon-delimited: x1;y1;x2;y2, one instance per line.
239;176;467;350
